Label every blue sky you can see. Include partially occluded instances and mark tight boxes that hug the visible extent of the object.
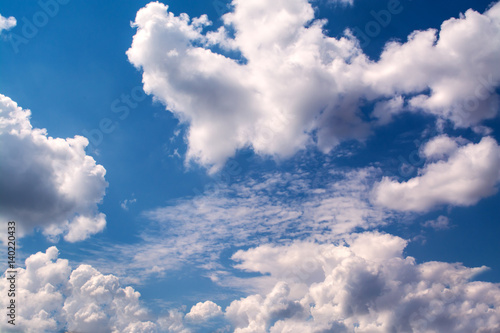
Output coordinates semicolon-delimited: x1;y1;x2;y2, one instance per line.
1;0;500;332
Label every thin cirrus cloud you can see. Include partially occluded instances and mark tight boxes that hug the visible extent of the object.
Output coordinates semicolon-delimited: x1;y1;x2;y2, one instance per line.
85;140;498;284
82;167;391;283
0;94;108;242
4;233;500;332
127;0;500;171
372;135;500;212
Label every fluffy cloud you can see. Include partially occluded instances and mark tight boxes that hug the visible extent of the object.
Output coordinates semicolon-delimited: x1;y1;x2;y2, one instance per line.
0;94;108;242
366;4;500;127
128;1;500;170
7;235;500;332
420;135;463;160
372;136;500;212
0;247;156;333
224;232;500;332
0;13;16;33
185;301;223;321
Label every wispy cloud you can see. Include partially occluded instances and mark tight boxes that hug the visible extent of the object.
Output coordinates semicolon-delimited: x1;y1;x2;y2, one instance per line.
82;165;397;283
120;198;137;211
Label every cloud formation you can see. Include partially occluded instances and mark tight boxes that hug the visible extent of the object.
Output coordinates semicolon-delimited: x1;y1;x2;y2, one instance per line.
0;13;16;33
0;247;156;333
85;167;390;282
0;94;108;242
372;136;500;212
185;301;223;322
422;215;450;230
4;233;500;332
128;1;500;170
223;232;500;332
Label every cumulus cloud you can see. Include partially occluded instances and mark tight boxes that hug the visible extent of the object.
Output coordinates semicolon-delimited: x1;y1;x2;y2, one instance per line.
372;136;500;212
0;94;108;242
372;95;405;125
0;13;16;33
420;134;463;160
224;232;500;332
9;237;500;332
366;4;500;127
127;1;500;170
0;247;156;333
157;309;190;333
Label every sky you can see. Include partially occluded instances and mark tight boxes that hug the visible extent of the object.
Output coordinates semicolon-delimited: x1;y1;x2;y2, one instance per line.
1;0;500;332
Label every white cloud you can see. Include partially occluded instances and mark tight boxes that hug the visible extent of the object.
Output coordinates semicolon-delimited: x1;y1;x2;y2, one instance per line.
128;1;500;170
224;232;500;332
372;136;500;212
126;0;366;171
422;215;450;230
185;301;223;321
157;309;190;333
0;94;108;242
8;235;500;332
64;264;156;333
121;198;137;211
372;95;404;125
0;13;16;33
331;0;354;5
0;247;157;333
421;134;462;160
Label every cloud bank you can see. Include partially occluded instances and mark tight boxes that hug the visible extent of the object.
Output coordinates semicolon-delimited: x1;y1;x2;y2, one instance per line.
222;232;500;332
0;94;108;242
128;0;500;170
6;233;500;332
